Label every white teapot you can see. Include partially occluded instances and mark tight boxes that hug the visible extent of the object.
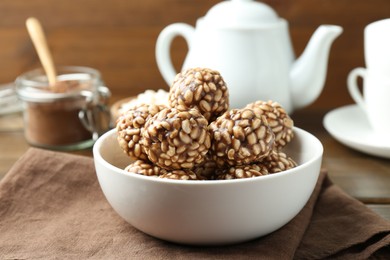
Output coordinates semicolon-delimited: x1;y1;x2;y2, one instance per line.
156;0;342;112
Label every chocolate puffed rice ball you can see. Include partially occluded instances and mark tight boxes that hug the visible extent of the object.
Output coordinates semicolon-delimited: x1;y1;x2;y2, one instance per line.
169;68;229;122
209;108;275;167
116;104;166;160
125;160;206;180
216;164;269;180
142;107;211;170
124;159;164;177
159;169;205;180
246;100;294;149
192;153;218;180
262;150;297;173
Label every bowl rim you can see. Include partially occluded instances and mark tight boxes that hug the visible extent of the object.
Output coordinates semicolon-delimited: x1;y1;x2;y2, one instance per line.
93;127;323;185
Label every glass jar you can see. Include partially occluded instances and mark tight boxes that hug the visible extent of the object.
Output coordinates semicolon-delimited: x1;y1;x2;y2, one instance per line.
15;66;111;151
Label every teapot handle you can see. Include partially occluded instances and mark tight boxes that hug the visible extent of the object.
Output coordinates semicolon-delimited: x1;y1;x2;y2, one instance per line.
156;23;195;86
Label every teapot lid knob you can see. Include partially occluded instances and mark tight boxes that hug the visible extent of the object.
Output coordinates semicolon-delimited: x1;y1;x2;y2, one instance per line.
204;0;279;27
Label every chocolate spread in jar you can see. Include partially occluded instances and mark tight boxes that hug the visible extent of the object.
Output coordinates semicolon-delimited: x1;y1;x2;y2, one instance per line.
23;80;92;148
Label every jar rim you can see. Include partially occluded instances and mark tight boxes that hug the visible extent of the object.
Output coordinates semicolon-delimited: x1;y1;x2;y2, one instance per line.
15;66;103;102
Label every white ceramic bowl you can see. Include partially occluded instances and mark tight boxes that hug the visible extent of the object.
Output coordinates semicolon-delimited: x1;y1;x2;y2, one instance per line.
93;127;323;245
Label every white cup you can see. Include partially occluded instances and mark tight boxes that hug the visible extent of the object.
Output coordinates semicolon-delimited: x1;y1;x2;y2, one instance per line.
364;18;390;74
347;68;390;135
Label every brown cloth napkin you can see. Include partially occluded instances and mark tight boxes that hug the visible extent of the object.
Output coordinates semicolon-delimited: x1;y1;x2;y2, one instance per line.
0;148;389;259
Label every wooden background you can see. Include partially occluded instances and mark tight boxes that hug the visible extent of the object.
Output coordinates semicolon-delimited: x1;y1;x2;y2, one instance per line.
0;0;389;112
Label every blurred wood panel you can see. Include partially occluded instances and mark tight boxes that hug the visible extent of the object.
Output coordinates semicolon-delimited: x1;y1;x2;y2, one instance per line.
0;0;389;109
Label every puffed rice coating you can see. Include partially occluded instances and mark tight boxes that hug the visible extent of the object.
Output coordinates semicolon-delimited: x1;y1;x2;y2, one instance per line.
169;67;229;122
192;153;218;180
262;150;297;173
125;159;164;176
142;107;211;170
125;160;206;180
246;100;294;149
209;108;275;166
116;104;166;160
216;164;269;180
159;169;205;180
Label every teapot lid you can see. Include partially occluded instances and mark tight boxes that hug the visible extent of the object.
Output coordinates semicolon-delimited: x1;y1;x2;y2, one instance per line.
203;0;279;27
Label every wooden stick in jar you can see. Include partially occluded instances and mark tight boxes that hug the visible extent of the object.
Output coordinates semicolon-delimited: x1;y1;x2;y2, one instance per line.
26;17;57;87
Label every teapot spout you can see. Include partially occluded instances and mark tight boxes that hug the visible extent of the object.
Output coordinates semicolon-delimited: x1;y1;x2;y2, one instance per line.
290;25;343;110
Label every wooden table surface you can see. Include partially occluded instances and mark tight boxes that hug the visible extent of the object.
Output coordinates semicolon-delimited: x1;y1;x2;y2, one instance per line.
0;104;389;221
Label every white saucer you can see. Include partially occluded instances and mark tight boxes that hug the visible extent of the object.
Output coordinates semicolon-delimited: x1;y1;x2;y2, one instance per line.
323;104;390;159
